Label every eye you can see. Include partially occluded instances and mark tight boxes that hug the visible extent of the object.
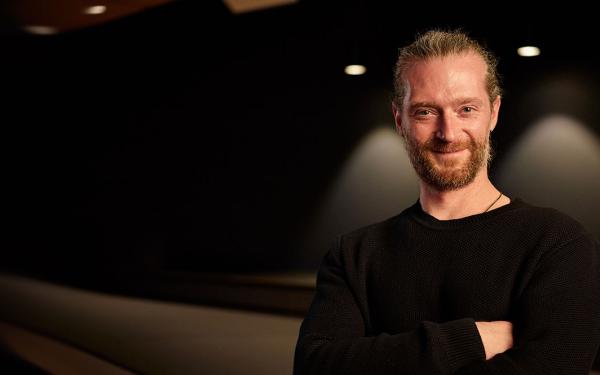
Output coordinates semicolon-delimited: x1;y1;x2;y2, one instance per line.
462;106;475;113
414;109;432;117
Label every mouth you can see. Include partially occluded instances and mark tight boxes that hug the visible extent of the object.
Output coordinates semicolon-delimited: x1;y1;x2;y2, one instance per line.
429;148;469;165
432;148;467;155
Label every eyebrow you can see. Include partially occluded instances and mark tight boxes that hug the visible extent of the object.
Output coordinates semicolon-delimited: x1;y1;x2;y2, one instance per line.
409;97;484;111
454;97;484;106
408;102;438;111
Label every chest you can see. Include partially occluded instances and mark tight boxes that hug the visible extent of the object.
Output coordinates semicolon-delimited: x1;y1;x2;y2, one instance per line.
365;238;530;333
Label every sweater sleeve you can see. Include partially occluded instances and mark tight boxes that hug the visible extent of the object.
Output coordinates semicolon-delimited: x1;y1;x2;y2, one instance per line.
293;237;486;375
454;233;600;375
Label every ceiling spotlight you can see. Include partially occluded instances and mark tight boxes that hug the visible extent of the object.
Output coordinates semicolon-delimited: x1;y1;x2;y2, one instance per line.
84;5;107;15
23;25;58;35
517;46;540;57
344;64;367;76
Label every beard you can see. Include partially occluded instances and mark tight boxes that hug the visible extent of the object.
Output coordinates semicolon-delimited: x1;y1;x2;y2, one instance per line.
403;132;493;191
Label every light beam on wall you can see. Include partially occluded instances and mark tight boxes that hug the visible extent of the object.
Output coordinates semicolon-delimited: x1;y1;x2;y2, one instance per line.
497;115;600;237
301;126;420;265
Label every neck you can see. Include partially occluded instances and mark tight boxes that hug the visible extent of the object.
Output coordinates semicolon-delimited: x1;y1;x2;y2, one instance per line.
419;170;508;220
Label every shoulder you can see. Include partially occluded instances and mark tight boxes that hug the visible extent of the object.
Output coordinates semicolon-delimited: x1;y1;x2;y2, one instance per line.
342;215;400;243
340;203;416;246
317;212;405;280
328;205;415;264
511;198;598;256
513;199;591;238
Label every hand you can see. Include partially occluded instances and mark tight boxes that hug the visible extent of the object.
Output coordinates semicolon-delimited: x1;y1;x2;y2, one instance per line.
475;321;514;360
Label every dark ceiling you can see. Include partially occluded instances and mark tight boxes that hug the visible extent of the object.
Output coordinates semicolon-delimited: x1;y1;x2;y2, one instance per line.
3;2;597;117
2;1;597;87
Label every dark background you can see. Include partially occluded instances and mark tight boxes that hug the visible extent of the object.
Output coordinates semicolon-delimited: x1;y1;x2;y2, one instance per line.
3;1;599;290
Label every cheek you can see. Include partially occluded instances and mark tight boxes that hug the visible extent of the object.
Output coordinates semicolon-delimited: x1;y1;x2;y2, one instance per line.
411;127;436;144
465;118;492;138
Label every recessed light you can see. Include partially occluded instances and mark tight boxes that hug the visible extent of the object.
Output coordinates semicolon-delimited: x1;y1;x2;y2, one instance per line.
84;5;107;15
23;25;58;35
517;46;540;57
344;64;367;76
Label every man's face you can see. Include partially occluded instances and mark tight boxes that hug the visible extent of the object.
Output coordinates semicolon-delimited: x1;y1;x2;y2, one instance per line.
392;52;501;191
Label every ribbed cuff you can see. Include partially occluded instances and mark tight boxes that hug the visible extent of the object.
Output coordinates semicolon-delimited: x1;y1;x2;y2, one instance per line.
437;318;486;372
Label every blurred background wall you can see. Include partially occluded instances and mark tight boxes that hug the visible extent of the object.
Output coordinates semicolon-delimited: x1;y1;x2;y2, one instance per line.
2;0;598;287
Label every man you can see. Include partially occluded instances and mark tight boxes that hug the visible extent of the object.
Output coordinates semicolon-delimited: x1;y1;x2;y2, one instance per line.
294;30;600;374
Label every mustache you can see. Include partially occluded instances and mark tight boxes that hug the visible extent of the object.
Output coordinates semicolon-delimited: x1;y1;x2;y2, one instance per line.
425;138;472;153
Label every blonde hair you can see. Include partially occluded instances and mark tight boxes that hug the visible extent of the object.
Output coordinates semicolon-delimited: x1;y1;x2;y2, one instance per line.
393;29;502;108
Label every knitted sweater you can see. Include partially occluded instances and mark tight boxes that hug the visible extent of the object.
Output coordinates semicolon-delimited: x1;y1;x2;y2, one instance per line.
294;198;600;374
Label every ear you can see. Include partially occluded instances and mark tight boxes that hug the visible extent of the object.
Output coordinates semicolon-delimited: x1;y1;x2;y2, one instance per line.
490;95;501;132
392;101;405;137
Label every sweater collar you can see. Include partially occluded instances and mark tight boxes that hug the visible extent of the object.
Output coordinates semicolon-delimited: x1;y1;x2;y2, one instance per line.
408;197;526;230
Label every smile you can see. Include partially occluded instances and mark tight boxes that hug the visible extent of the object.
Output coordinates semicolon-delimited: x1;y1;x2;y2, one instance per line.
432;149;467;155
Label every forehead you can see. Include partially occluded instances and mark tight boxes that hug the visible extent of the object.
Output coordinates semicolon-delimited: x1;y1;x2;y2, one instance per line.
403;52;488;104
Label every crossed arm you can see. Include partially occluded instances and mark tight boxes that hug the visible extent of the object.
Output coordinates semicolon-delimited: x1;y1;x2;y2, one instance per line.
294;234;600;375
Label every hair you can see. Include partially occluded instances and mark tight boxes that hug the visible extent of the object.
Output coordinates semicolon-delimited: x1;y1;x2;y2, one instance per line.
393;29;502;108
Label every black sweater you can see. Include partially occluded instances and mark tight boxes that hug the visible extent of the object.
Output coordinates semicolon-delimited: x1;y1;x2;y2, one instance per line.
294;198;600;374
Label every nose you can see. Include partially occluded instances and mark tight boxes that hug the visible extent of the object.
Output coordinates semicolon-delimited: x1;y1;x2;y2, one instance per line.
435;113;457;142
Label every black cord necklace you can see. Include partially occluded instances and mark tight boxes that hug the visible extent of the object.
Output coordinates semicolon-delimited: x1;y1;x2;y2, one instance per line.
484;192;503;213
